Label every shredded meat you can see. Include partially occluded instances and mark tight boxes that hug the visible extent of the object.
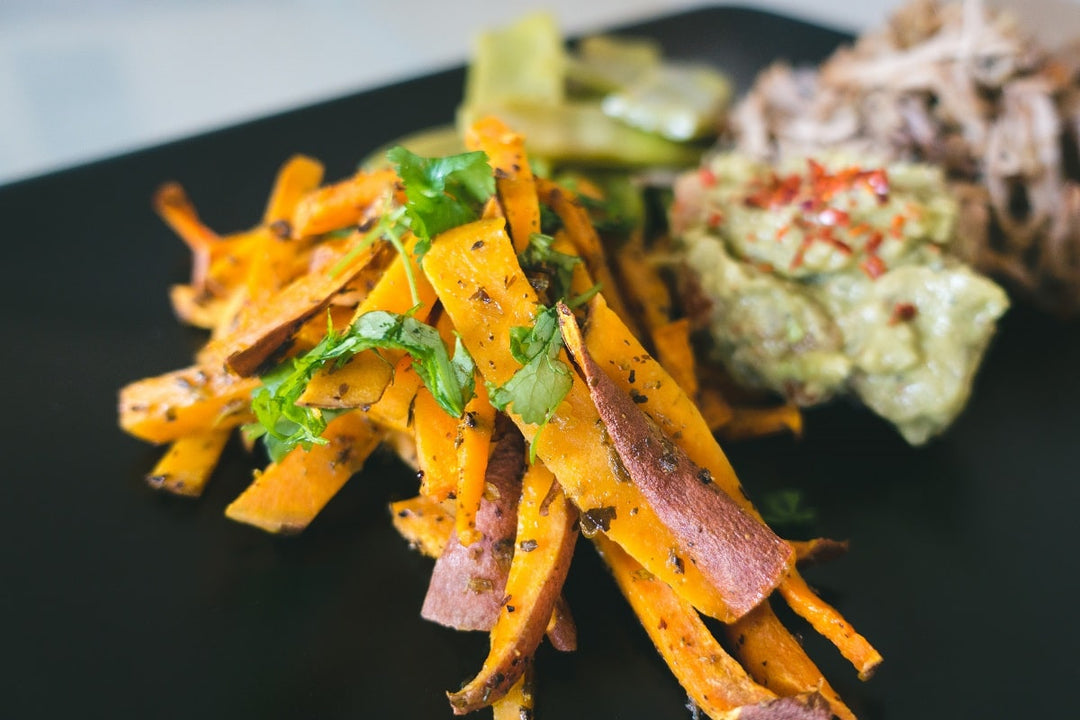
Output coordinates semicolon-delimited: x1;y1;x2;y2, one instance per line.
731;0;1080;313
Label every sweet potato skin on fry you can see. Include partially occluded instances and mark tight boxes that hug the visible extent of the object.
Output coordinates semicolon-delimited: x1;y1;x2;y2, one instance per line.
559;302;794;620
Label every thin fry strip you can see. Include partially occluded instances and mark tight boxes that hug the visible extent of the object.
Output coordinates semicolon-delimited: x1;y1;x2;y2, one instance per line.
291;167;397;238
490;662;534;720
153;182;220;289
594;534;776;715
651;318;700;397
222;237;384;376
390;495;454;558
414;388;462;501
447;460;577;714
424;218;749;621
263;155;325;226
454;383;497;546
225;411;382;534
717;405;803;441
145;429;232;497
119;366;258;444
300;237;438;407
537;177;638;334
613;241;674;334
791;538;849;567
778;571;883;680
727;602;856;720
365;355;422;433
580;293;880;676
465;116;541;252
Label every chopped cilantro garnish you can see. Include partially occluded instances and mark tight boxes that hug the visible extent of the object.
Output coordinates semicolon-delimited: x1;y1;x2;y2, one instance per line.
246;311;475;461
759;489;817;531
488;306;573;457
387;146;495;260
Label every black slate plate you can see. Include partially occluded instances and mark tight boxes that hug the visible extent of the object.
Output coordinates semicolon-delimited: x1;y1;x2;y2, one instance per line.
3;6;1078;719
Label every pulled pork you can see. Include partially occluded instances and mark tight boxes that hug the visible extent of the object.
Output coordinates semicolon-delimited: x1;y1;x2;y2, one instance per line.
732;0;1080;313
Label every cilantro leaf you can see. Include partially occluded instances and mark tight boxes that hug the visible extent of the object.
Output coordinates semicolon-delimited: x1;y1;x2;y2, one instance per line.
759;489;817;531
247;311;475;461
387;146;495;258
488;305;573;429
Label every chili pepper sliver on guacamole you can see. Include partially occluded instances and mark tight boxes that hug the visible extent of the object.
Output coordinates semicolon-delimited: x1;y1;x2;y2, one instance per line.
672;153;1009;445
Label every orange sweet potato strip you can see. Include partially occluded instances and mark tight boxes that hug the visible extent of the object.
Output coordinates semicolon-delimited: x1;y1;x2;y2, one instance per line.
298;234;439;408
558;303;793;620
413;387;461;502
222;238;384;377
389;495;454;558
145;429;232;497
778;572;882;679
791;538;849;567
296;349;394;409
727;602;856;720
423;218;753;621
118;366;258;444
651;318;700;397
491;663;534;720
613;241;673;335
717;405;804;441
447;460;577;714
454;382;496;546
536;177;638;335
153;182;220;290
580;295;880;680
224;411;381;534
364;355;422;434
291;167;397;238
263;155;324;226
465;116;540;252
593;534;776;715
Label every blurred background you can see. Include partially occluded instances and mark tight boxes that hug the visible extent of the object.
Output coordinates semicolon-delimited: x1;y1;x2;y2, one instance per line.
1;0;1076;186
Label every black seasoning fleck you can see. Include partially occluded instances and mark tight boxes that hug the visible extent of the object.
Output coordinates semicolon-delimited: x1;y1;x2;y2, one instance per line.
464;411;479;429
628;369;636;384
580;506;617;537
667;549;685;574
471;287;493;304
697;468;714;485
630;389;648;404
269;219;292;239
518;539;539;552
471;240;485;250
658;451;678;473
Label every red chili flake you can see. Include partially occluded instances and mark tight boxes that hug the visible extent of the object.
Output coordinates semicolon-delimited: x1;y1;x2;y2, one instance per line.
707;211;724;228
698;167;717;187
818;207;850;227
889;302;918;324
862;169;890;202
890;213;906;239
775;224;790;241
866;231;884;254
860;255;887;280
789;236;813;270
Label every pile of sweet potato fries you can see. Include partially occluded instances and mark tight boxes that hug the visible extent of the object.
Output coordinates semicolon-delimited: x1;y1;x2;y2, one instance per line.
119;116;879;719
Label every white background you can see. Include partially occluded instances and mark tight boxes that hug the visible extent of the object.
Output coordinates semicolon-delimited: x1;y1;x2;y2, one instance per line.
1;0;1077;186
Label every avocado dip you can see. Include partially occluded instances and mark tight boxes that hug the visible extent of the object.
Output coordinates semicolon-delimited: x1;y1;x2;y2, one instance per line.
671;153;1009;444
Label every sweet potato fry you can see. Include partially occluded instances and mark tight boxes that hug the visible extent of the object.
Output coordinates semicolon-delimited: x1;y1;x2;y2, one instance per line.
717;405;804;441
593;534;775;714
424;218;757;621
537;177;638;335
447;460;577;714
296;349;394;409
454;383;497;546
558;303;793;620
651;317;699;397
222;237;384;376
390;494;455;558
153;182;219;290
727;602;856;720
364;355;422;434
792;538;849;567
422;427;524;632
118;366;258;444
778;571;882;680
465;116;541;252
224;411;381;534
145;429;232;497
414;388;462;502
491;662;534;720
291;167;397;238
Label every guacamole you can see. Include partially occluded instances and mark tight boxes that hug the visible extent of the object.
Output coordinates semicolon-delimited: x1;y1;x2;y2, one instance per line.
673;153;1009;444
